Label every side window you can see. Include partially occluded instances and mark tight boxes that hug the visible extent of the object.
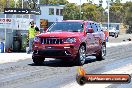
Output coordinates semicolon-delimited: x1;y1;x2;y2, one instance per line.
91;23;98;32
98;25;102;31
96;24;101;32
60;9;63;16
86;23;92;32
49;8;54;15
87;23;92;29
56;9;59;15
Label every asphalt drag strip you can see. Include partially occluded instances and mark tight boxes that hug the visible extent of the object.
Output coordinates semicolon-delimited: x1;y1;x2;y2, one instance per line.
0;42;132;88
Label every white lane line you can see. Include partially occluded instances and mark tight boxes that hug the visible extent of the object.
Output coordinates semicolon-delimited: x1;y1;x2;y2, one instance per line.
106;41;132;47
0;53;32;64
62;64;132;88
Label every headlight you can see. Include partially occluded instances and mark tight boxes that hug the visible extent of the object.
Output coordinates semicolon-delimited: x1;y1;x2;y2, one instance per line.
34;37;40;42
65;38;76;43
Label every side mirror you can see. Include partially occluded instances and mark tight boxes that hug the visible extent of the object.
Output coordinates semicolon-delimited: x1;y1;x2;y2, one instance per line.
86;28;94;33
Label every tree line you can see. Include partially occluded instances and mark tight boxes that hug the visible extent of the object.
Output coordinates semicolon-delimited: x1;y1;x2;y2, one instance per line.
0;0;132;33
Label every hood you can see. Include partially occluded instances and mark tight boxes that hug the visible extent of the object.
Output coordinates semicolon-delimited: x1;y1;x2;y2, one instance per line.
37;32;84;38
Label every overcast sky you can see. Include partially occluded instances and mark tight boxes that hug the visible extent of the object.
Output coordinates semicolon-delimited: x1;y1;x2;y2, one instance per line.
67;0;132;8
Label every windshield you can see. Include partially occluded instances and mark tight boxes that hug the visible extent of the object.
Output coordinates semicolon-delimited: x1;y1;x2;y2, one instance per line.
48;22;83;32
109;27;116;30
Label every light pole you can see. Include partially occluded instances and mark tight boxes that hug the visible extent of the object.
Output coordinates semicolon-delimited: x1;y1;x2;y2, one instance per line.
37;0;40;28
4;13;7;51
22;0;24;30
80;0;81;19
106;0;110;31
22;0;23;8
4;0;10;50
38;0;40;5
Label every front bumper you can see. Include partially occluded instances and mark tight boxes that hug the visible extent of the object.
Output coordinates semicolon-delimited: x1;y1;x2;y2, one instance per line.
32;44;78;58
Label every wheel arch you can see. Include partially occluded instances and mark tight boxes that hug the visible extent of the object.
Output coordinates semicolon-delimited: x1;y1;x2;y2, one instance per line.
80;42;86;50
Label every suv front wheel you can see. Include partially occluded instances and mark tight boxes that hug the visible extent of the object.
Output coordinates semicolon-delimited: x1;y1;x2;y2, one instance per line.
75;45;86;66
32;56;45;65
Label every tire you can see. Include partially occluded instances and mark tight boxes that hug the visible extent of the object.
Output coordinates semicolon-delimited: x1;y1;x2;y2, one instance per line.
75;45;86;66
117;34;118;37
115;33;118;38
32;56;45;65
96;44;106;61
112;35;114;37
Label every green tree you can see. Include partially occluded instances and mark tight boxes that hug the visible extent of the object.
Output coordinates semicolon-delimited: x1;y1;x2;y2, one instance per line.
0;0;15;12
109;3;124;23
96;6;105;22
87;0;93;4
123;2;132;33
16;0;38;9
110;0;122;3
10;0;15;8
115;0;122;3
40;0;49;4
81;3;101;21
0;0;6;12
63;3;79;20
63;1;105;21
40;0;68;4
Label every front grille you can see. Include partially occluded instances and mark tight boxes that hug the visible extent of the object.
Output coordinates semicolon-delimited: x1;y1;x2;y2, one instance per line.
40;38;63;44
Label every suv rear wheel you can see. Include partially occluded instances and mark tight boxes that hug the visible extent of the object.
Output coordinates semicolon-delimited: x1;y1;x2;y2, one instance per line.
75;45;86;66
96;44;106;61
32;56;45;65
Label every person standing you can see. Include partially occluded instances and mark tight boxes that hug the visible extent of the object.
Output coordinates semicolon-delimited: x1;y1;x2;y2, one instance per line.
27;21;37;54
35;26;40;35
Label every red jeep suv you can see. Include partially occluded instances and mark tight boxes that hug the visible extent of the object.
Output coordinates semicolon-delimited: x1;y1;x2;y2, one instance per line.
32;20;106;65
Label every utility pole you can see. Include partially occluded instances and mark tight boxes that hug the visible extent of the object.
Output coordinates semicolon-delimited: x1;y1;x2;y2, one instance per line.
22;0;24;9
6;0;10;8
108;0;110;31
80;0;81;19
5;0;10;50
22;0;24;30
106;0;110;31
36;0;40;29
38;0;40;5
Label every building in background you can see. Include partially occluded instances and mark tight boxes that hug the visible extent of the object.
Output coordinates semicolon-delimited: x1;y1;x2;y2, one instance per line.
35;4;65;32
102;23;128;34
0;4;65;52
0;13;35;52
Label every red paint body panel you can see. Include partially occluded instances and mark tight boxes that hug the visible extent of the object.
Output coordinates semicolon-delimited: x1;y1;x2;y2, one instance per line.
32;20;105;59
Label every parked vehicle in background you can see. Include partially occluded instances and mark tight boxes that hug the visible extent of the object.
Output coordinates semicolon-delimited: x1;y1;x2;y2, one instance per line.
32;20;106;65
109;27;119;38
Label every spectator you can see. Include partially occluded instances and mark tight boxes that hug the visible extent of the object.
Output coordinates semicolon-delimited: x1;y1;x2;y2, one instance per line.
27;21;37;54
35;26;40;35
